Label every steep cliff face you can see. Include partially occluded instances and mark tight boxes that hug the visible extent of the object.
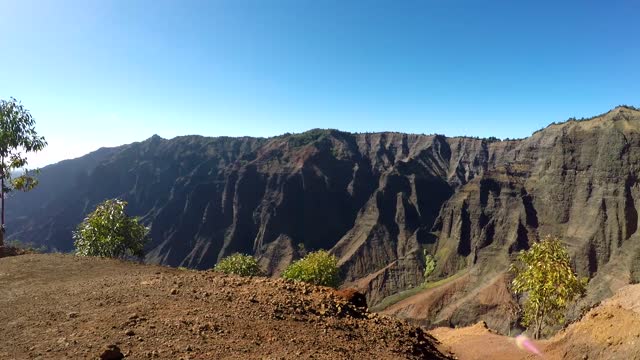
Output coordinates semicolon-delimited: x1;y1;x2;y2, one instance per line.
7;106;640;331
382;106;640;331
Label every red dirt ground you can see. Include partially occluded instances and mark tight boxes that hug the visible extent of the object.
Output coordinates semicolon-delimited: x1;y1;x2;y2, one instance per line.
0;254;451;359
2;251;639;359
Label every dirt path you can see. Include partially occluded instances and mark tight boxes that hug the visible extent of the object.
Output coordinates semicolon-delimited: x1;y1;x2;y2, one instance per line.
430;322;545;360
0;254;450;359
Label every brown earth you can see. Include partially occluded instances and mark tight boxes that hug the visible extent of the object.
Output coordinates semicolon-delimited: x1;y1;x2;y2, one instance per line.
431;321;544;360
382;271;519;332
543;283;640;360
430;283;640;360
0;254;451;360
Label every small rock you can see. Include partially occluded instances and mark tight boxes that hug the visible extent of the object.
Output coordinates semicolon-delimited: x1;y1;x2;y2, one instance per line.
170;288;178;295
125;329;135;336
68;312;79;319
100;345;124;360
332;288;367;308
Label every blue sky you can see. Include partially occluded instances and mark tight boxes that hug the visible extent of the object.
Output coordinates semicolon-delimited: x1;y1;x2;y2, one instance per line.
1;0;639;167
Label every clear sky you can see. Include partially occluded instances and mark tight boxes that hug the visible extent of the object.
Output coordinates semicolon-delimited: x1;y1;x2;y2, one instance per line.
1;0;639;167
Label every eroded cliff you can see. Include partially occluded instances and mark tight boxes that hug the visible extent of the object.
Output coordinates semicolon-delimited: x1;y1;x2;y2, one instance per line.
8;106;640;331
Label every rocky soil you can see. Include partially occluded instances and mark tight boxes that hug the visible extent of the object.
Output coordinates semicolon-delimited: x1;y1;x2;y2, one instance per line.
0;254;451;359
544;283;640;360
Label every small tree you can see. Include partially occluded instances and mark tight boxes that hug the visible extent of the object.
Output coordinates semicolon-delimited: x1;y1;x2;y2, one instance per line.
214;253;262;277
510;235;587;339
282;250;340;288
423;250;436;282
0;98;47;246
74;199;149;259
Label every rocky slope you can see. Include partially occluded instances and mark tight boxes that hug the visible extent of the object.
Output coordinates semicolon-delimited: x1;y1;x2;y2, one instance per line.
0;253;450;359
430;283;640;360
7;106;640;331
543;283;640;360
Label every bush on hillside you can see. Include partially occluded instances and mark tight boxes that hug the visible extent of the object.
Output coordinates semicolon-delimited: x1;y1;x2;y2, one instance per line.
282;250;340;288
73;199;149;259
214;253;262;277
423;250;436;282
510;235;587;339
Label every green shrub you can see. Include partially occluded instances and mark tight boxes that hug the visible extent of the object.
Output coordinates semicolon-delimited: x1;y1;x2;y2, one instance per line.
423;250;436;282
73;199;149;259
214;253;262;277
282;250;340;287
287;129;331;147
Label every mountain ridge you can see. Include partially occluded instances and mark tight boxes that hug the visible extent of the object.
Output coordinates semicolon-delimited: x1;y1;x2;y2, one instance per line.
7;105;640;331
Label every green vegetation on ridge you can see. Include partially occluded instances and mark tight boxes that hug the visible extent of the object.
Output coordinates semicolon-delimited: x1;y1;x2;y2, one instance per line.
214;253;262;277
74;199;149;259
282;250;340;288
371;269;469;312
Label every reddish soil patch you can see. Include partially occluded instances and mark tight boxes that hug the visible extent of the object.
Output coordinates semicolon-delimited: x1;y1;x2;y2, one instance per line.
0;254;451;359
430;322;546;360
544;284;640;360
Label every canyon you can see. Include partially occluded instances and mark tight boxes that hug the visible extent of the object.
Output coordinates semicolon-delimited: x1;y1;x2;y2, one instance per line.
7;106;640;331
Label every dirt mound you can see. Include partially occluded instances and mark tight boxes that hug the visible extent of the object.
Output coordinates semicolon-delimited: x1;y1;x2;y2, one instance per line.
0;254;451;359
544;284;640;360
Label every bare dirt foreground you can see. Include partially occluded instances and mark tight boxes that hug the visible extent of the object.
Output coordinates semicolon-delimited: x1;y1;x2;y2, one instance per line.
3;252;639;360
0;253;451;359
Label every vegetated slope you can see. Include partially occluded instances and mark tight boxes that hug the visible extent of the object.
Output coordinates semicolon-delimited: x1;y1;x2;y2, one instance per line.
0;254;450;360
7;106;640;332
